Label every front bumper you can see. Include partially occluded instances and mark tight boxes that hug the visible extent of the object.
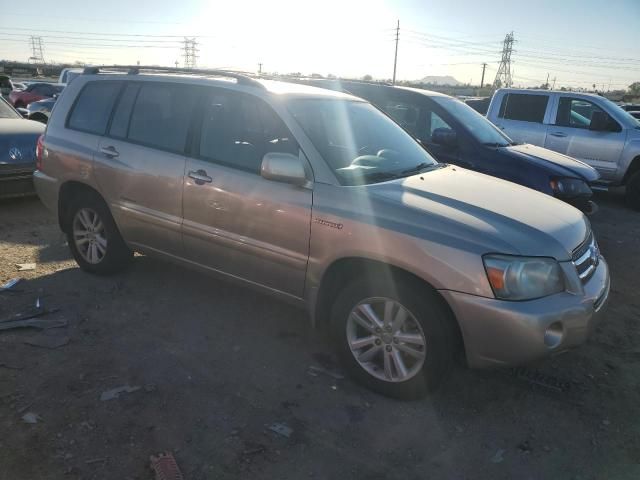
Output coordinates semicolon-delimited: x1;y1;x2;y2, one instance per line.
0;164;36;198
440;256;610;368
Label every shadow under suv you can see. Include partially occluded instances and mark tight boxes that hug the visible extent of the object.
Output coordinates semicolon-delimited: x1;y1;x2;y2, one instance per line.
34;67;610;399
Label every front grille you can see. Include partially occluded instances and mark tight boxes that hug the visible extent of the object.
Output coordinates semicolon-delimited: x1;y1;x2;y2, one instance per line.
572;232;599;283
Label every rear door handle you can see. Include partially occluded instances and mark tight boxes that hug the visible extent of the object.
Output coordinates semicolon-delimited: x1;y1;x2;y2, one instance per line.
549;132;568;138
188;169;213;184
100;146;119;158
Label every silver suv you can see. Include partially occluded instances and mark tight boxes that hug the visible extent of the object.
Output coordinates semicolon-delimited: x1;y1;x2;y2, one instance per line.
34;67;610;399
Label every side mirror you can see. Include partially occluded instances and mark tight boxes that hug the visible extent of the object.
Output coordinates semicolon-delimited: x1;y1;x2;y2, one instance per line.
17;108;29;118
589;111;612;131
432;128;458;148
261;152;307;185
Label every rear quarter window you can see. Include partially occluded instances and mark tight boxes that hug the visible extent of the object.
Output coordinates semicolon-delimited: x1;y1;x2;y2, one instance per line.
498;93;549;123
67;81;122;135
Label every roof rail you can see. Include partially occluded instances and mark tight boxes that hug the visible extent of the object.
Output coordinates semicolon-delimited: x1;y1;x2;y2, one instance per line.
82;65;264;89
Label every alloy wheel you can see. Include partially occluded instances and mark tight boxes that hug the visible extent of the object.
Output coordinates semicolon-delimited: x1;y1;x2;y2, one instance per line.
346;297;426;382
72;208;107;264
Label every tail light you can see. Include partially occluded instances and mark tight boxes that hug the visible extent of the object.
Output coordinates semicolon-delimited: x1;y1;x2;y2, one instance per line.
35;134;44;170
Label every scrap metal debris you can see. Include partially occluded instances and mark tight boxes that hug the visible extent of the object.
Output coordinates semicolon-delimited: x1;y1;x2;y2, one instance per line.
512;367;571;392
268;422;293;438
150;452;184;480
15;263;36;272
22;412;41;424
100;385;141;401
24;334;70;349
0;318;67;331
0;278;22;292
307;365;345;380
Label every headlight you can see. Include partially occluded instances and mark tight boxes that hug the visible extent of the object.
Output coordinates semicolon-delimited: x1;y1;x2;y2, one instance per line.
483;255;565;301
549;177;592;197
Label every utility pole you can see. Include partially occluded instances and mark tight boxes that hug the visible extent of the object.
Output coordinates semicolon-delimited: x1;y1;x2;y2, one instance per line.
480;62;487;88
493;32;514;88
552;77;556;89
182;38;198;69
545;72;550;89
392;20;399;85
258;62;262;74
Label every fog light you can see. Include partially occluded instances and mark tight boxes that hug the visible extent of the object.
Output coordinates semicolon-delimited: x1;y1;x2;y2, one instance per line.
544;322;564;348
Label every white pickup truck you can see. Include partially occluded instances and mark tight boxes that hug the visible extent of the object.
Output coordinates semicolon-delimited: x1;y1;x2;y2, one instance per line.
487;88;640;209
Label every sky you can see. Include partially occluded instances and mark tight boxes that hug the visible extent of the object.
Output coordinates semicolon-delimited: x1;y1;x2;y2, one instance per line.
0;0;638;89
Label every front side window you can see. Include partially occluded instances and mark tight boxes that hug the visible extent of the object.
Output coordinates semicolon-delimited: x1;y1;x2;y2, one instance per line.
498;93;549;123
556;97;613;129
198;90;297;173
67;81;122;135
287;98;438;186
128;83;196;153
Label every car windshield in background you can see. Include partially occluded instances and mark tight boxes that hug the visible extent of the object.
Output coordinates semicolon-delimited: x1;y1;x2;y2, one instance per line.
0;98;20;119
434;96;513;147
287;99;438;185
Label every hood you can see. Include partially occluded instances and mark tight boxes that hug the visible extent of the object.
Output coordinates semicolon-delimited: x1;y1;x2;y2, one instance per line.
366;165;588;261
0;118;45;165
502;143;600;182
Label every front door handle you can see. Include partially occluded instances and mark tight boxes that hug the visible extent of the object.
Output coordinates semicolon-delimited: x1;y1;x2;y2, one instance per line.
100;145;119;158
188;169;212;185
549;132;568;138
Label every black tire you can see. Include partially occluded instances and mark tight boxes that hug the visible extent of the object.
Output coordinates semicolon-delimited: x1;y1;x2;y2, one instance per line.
65;191;132;275
626;171;640;211
330;275;456;400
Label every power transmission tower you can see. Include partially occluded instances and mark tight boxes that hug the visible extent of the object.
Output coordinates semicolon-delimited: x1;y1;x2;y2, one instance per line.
392;20;399;85
182;38;198;69
480;63;487;88
28;36;45;64
493;32;514;88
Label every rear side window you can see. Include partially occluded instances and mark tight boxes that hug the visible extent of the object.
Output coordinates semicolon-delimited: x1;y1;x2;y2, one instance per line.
498;93;549;123
109;84;139;139
68;81;122;135
127;83;196;153
198;90;297;173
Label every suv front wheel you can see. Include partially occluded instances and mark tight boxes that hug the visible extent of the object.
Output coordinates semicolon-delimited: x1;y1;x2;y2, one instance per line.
66;192;133;274
330;276;455;399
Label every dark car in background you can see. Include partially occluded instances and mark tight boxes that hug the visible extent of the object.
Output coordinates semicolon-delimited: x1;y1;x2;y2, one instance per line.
628;111;640;121
301;80;600;212
26;97;56;123
8;82;63;108
0;96;45;198
464;96;491;115
0;75;12;98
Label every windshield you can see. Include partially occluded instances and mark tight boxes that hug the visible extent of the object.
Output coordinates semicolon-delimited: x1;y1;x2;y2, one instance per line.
287;99;438;185
433;96;514;147
0;97;20;119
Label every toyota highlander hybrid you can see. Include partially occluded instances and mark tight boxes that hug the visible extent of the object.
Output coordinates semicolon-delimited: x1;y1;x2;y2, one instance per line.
34;67;610;398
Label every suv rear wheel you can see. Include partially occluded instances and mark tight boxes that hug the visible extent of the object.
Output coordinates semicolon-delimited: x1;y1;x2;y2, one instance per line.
66;192;132;274
626;170;640;211
330;276;455;399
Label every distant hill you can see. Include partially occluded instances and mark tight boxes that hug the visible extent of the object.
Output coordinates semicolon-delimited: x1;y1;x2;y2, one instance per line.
418;75;462;86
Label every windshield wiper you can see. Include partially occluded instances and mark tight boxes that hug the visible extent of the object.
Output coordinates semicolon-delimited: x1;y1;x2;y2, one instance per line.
400;162;438;175
482;142;509;147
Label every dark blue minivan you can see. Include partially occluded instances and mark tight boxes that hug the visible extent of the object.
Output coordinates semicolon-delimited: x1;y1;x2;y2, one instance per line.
302;80;599;213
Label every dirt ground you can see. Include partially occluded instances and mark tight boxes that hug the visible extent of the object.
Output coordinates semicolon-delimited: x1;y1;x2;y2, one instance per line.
0;193;639;480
